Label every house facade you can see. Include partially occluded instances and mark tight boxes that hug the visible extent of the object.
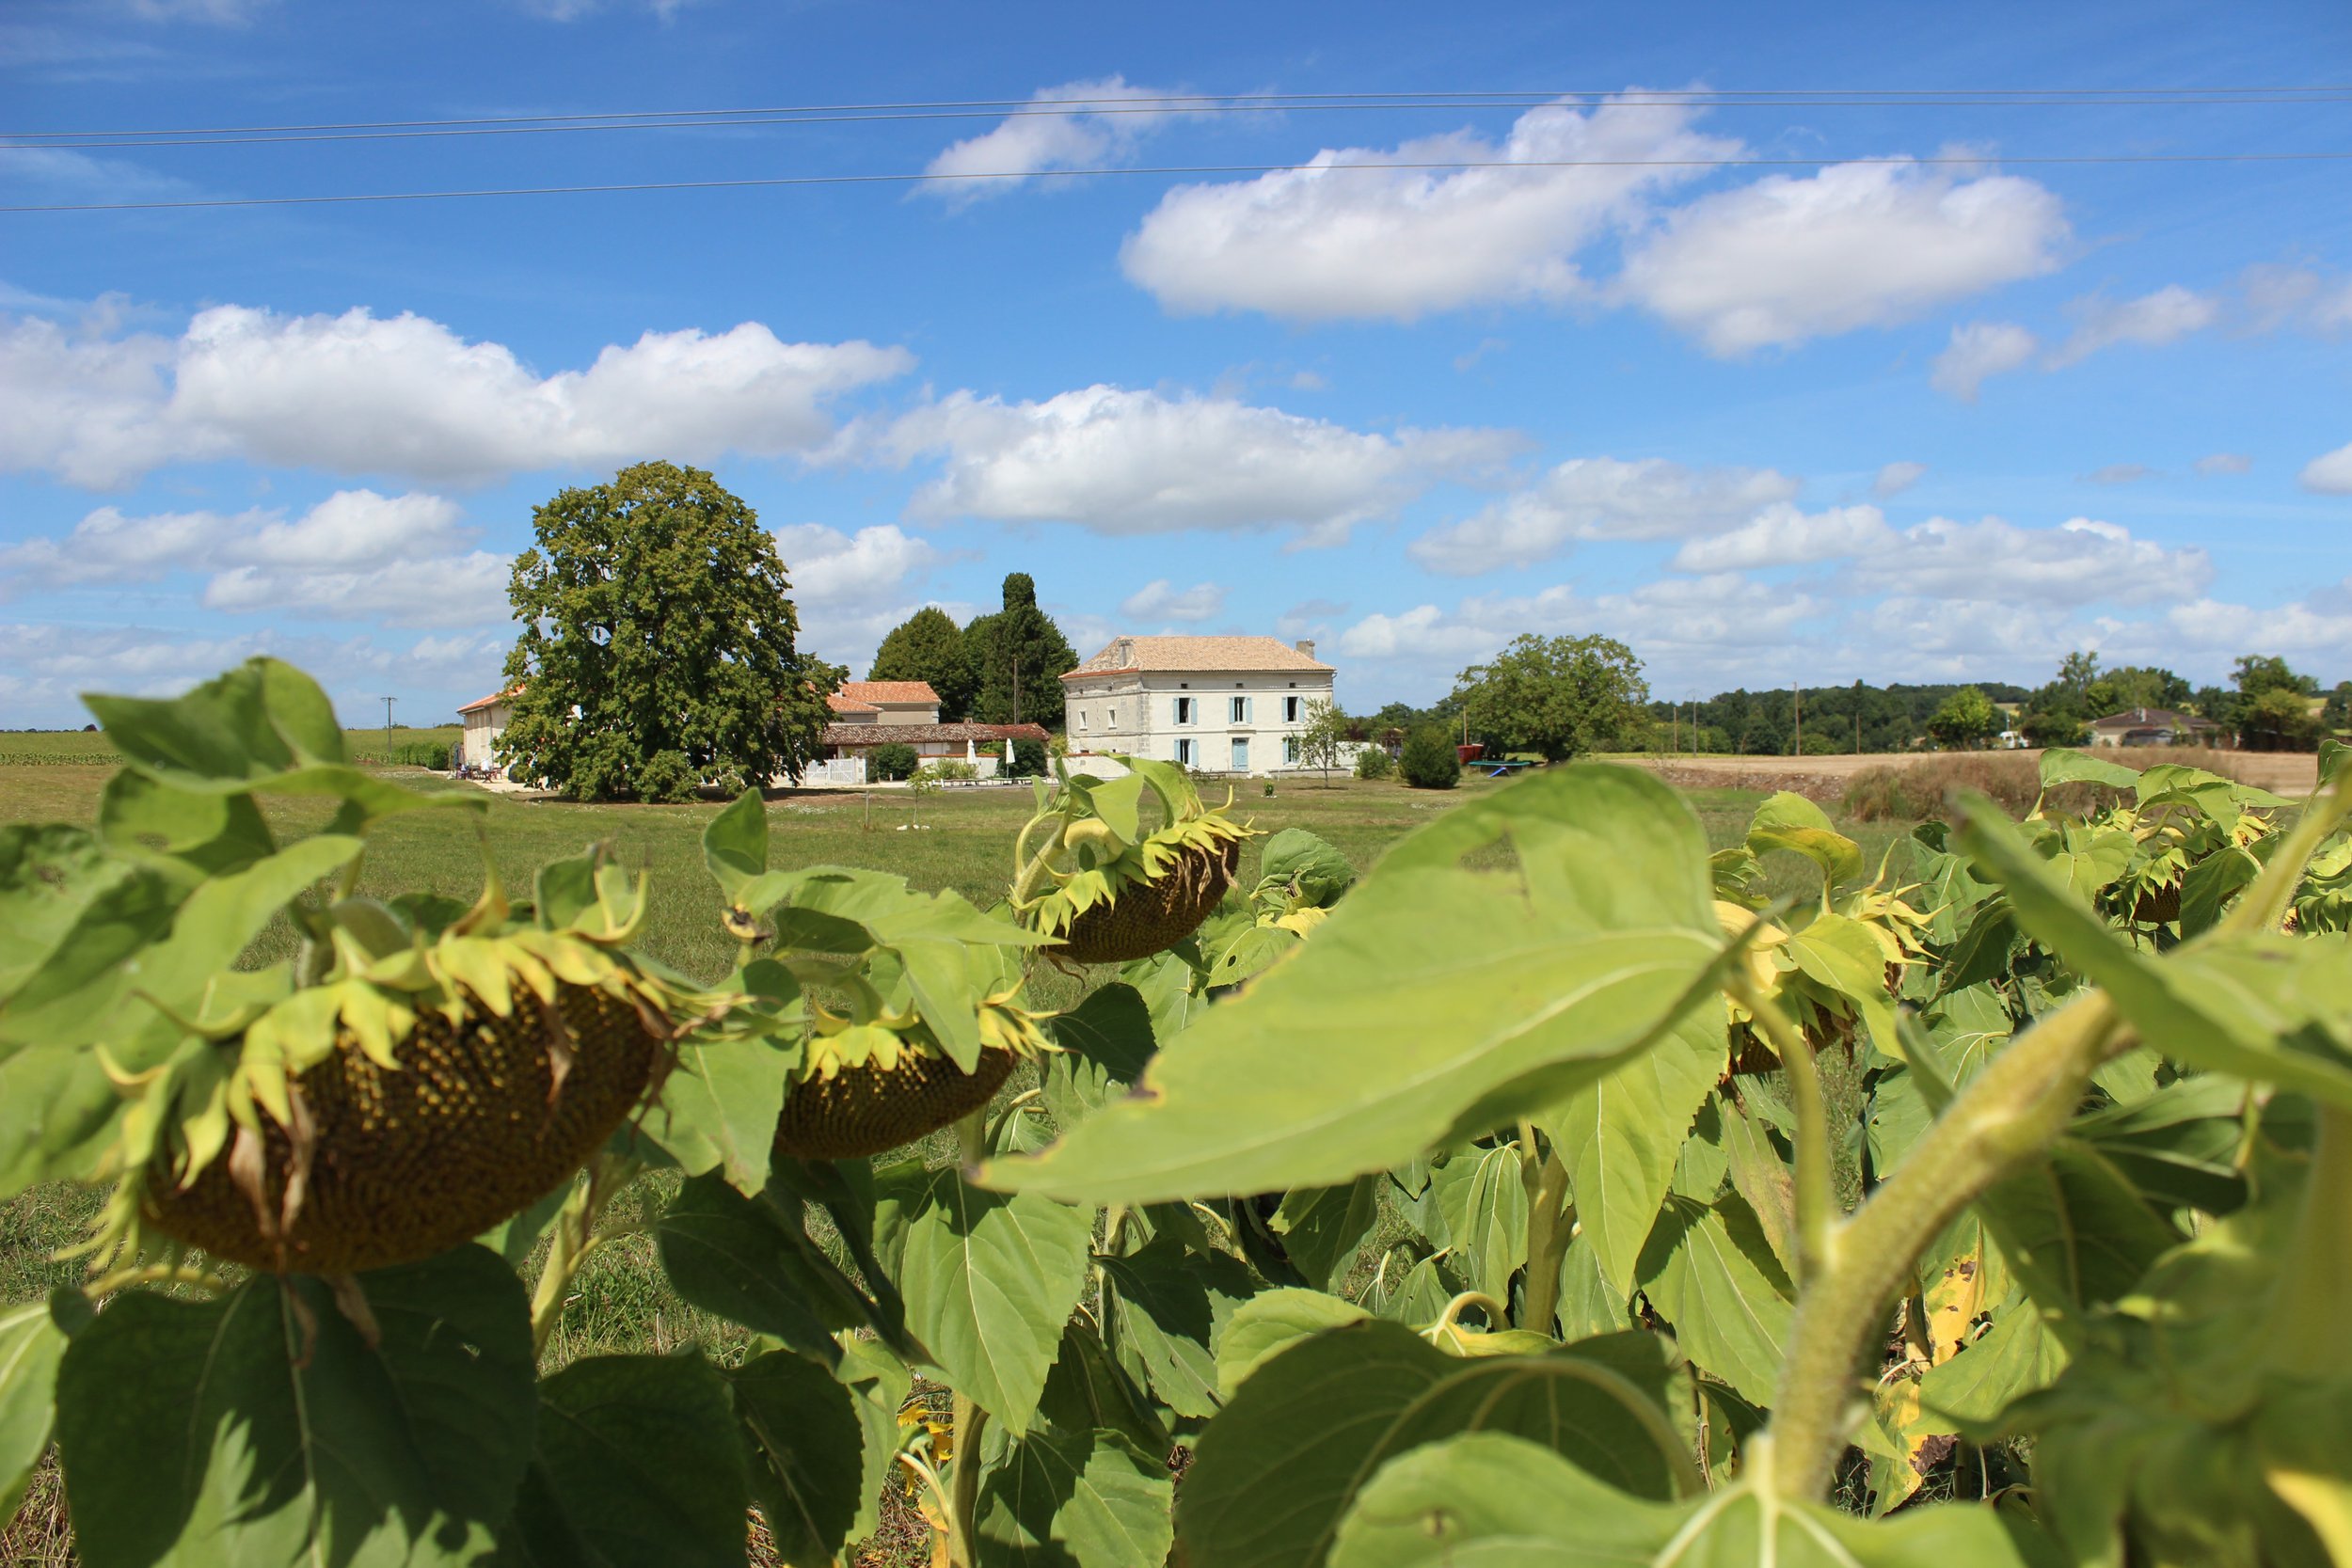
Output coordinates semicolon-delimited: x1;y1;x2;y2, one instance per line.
2088;706;2222;748
818;679;1047;777
456;688;517;771
1060;635;1338;775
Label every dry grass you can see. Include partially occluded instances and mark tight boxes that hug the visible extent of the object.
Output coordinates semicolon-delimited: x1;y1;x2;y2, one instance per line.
1839;746;2266;823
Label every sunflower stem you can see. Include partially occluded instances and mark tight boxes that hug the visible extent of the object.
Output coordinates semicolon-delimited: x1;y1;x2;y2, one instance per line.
947;1393;989;1568
529;1152;638;1361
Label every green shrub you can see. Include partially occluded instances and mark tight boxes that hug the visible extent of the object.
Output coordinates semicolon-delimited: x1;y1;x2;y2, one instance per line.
1010;738;1048;777
384;739;453;768
868;742;918;782
1354;746;1394;781
929;759;979;784
1399;726;1461;790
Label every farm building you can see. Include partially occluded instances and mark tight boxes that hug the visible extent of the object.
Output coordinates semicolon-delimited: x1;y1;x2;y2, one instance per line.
456;687;518;771
818;679;1047;778
1060;635;1337;776
2088;706;2223;747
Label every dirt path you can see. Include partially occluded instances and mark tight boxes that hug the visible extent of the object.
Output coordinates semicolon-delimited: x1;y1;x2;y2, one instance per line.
1629;748;2320;797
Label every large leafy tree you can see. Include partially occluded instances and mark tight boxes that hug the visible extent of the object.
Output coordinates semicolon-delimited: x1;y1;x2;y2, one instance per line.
1454;633;1646;764
968;573;1077;728
1926;686;2001;750
868;606;976;720
495;462;842;801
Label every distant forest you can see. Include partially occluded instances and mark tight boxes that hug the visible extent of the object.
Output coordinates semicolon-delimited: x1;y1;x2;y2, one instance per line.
1368;681;2030;757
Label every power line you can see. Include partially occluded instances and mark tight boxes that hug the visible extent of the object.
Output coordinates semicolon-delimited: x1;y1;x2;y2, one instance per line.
8;85;2346;142
7;150;2346;215
18;92;2352;151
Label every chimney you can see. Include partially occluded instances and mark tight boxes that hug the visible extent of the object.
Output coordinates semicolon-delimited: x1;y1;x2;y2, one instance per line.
1295;639;1316;658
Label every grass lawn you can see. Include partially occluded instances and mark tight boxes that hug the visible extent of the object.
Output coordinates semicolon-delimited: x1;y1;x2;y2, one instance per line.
0;755;1915;1563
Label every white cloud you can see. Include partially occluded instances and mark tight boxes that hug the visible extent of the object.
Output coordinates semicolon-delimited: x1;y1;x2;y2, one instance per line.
0;621;509;726
2083;463;2152;485
2241;263;2352;335
121;0;274;22
1119;578;1227;623
1619;159;2068;355
0;304;914;488
1409;456;1800;575
1931;321;2039;402
1669;502;1887;572
765;523;949;672
2302;440;2352;494
2195;452;2252;476
771;523;942;604
1872;461;1927;498
202;552;511;629
1336;573;1817;687
1120;93;1739;322
1850;515;2211;606
2158;582;2352;657
924;76;1198;201
887;385;1513;544
2046;284;2217;368
1;489;469;587
0;489;500;629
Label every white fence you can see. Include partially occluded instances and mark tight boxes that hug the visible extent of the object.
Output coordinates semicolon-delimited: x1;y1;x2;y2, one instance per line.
784;756;867;787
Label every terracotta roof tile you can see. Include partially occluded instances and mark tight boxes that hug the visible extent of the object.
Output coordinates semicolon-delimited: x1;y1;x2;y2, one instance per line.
826;692;882;717
457;685;522;715
1061;636;1333;680
839;680;941;705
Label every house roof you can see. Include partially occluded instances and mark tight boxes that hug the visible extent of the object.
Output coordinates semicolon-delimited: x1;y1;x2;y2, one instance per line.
823;722;1049;747
1062;635;1334;681
2089;707;2216;730
838;680;941;705
825;693;882;718
457;685;521;715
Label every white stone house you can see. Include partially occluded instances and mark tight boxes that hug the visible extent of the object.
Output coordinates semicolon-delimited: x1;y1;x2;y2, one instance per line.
1061;636;1338;775
456;687;517;771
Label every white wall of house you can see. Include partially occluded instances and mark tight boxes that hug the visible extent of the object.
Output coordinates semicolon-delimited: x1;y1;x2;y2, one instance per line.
1062;671;1338;774
461;702;511;769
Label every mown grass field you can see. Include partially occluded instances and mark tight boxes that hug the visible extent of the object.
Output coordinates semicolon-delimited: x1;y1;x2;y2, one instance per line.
0;755;1908;1564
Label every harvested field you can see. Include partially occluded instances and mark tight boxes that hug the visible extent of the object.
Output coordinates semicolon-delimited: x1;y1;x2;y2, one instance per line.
1635;747;2318;800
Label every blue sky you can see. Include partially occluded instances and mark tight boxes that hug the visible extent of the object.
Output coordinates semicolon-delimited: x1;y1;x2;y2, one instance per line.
3;0;2348;727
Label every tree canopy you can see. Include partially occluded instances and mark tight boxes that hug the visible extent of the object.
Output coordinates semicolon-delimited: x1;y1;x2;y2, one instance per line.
967;573;1077;727
494;462;841;801
868;606;976;720
1926;686;2002;750
1454;632;1646;763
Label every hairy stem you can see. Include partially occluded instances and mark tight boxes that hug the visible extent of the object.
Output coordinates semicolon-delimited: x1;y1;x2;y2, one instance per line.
947;1393;990;1568
529;1153;639;1360
1518;1144;1573;1335
2265;1103;2352;1373
1767;990;2119;1499
1008;817;1071;912
1735;980;1836;1284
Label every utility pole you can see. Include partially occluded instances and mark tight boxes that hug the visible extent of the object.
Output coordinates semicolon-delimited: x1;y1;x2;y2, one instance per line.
381;696;396;752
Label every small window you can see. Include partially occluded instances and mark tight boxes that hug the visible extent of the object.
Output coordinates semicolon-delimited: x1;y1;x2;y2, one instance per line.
1078;709;1089;731
1282;696;1302;723
1283;736;1300;765
1175;737;1197;767
1175;696;1194;726
1230;696;1249;724
1108;706;1118;729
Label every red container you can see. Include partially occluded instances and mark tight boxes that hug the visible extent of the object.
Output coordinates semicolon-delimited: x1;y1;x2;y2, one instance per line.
1456;744;1485;764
